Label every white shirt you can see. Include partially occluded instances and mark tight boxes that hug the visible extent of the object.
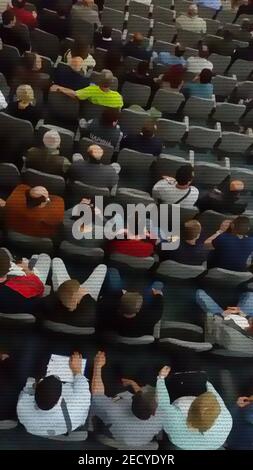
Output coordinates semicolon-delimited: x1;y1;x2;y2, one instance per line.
224;314;249;330
176;14;207;34
0;90;7;111
66;51;96;75
173;396;196;416
152;179;199;208
186;56;213;74
17;375;90;437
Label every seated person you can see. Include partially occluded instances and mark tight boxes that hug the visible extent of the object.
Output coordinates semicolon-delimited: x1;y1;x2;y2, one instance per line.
0;9;31;55
11;52;49;93
94;25;122;51
81;108;122;149
122;32;152;62
197;176;247;215
0;351;19;421
91;351;164;448
207;29;235;57
41;258;107;327
152;164;199;208
157;366;232;450
69;144;119;190
159;220;210;265
11;0;37;28
205;216;253;272
234;0;253;22
26;129;71;176
155;64;185;92
122;60;157;91
98;268;163;337
120;121;162;157
176;4;207;34
227;393;253;450
107;220;157;258
51;69;123;109
0;37;18;81
63;38;96;76
38;0;71;40
186;46;213;75
0;248;50;314
17;352;90;437
54;56;90;91
228;39;253;70
182;68;213;99
5;184;65;238
7;84;41;127
153;44;186;67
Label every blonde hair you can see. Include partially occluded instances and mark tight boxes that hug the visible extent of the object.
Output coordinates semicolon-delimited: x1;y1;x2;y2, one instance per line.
57;279;80;309
16;84;34;104
187;392;221;433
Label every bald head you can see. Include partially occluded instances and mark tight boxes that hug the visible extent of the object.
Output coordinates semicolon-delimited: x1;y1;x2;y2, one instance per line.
188;4;198;17
87;145;104;162
230;180;244;192
30;186;49;200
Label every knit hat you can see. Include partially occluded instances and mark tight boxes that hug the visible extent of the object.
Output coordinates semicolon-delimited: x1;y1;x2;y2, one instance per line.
43;130;61;150
187;391;221;432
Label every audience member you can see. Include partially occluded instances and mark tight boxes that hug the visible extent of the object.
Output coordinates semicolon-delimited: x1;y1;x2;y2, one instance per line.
91;351;164;447
196;0;221;10
186;45;213;74
71;0;101;28
7;84;40;127
123;60;157;90
107;220;157;259
0;37;17;81
17;352;90;437
11;52;49;93
64;39;96;75
156;64;185;91
228;39;253;70
51;69;123;108
122;32;152;62
205;216;253;271
0;9;30;54
5;184;65;237
120;121;162;156
182;68;213;99
153;44;187;67
11;0;37;28
69;144;119;189
176;4;207;34
152;164;199;208
227;394;253;449
157;366;232;449
197;176;247;214
54;57;90;90
94;25;122;51
26;129;71;176
207;30;235;56
82;108;122;148
234;0;253;22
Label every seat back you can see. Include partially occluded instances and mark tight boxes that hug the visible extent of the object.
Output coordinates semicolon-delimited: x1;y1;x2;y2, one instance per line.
0;112;34;163
152;89;185;114
7;231;54;255
209;53;231;75
154;154;187;180
204;268;252;287
121;81;151;107
153;6;175;24
127;14;151;36
228;59;253;81
31;28;60;61
129;0;151;17
153;22;176;42
59;241;104;264
118;148;155;190
0;163;21;197
177;30;202;48
183;96;214;120
185;126;220;149
43;320;95;335
119;108;149;135
153;40;175;54
236;81;253;100
213;75;237;98
47;92;79;125
230;167;253;191
212;102;246;124
101;7;125;29
156;260;206;279
156;118;187;143
218;131;253;155
22;169;66;196
70;17;95;43
110;252;155;270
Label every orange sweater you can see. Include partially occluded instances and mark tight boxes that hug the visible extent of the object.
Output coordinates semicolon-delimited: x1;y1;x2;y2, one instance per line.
5;184;64;238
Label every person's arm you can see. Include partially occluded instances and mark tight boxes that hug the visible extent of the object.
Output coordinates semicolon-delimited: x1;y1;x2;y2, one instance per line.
50;84;77;99
121;378;142;393
91;351;106;395
204;220;232;249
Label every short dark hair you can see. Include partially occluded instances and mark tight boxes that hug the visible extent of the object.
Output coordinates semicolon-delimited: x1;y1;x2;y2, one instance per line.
182;220;201;241
0;249;11;278
131;391;157;420
175;45;185;57
102;25;112;38
71;38;89;59
142;120;156;138
199;68;212;84
2;10;15;26
176;165;193;185
100;108;120;126
232;216;250;236
35;376;62;411
56;0;72;16
12;0;26;7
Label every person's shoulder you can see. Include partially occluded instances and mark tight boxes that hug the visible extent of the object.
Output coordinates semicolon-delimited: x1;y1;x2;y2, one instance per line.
191;185;199;194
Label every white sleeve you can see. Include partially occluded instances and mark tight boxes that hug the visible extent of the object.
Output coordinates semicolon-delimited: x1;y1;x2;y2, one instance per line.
0;91;7;111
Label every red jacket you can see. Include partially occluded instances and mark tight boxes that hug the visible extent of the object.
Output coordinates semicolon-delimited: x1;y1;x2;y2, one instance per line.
11;6;37;28
107;239;156;258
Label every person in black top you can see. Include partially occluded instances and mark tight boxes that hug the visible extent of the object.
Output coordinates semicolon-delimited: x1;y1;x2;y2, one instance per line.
0;37;17;82
234;0;253;22
197;176;248;215
122;60;158;92
38;0;71;40
120;120;163;157
7;84;41;127
122;32;152;62
94;25;122;52
0;9;30;55
228;39;253;71
54;56;90;90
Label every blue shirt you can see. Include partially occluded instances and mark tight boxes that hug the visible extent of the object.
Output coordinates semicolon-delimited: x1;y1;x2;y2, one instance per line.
196;0;221;10
227;404;253;450
154;52;186;67
211;232;253;272
182;82;213;99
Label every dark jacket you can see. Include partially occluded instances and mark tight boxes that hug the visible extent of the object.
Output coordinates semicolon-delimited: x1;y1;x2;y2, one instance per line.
41;292;96;327
120;133;162;156
122;41;152;61
0;24;30;55
26;147;71;176
69;160;118;189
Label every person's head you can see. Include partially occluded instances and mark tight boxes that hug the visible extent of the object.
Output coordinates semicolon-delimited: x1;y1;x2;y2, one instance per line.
230;216;250;236
175;44;185;58
56;0;72;16
131;389;158;420
98;69;114;89
35;376;62;410
230;180;244;193
182;220;201;242
102;25;112;39
162;64;185;89
87;144;104;163
83;0;94;7
70;56;84;72
141;120;156;139
187;392;221;432
0;249;11;282
199;68;213;84
57;279;81;311
12;0;26;8
100;108;120;127
23;52;42;71
43;129;61;151
176;164;194;187
119;292;143;318
136;60;150;76
223;29;233;41
132;32;144;46
188;4;198;17
198;45;209;59
2;9;16;27
16;84;34;104
71;39;89;60
241;19;251;32
26;186;49;208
